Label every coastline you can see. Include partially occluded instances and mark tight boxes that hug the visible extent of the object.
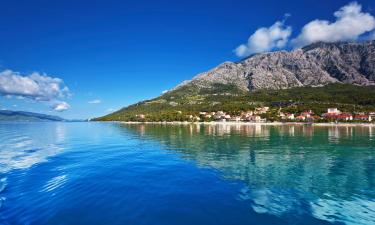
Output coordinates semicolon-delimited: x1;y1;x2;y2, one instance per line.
115;121;375;127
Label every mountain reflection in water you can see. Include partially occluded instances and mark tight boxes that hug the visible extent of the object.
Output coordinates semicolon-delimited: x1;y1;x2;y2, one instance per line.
119;123;375;225
0;122;374;225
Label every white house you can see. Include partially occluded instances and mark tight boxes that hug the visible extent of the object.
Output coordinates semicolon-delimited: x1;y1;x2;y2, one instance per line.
327;108;340;114
287;114;295;120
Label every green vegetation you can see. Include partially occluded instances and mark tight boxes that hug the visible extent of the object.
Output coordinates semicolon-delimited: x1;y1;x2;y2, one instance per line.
94;83;375;122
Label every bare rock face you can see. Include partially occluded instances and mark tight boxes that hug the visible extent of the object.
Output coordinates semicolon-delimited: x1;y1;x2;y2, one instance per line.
173;41;375;92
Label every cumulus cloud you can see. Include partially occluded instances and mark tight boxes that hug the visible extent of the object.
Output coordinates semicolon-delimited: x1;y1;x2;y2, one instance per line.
88;99;101;104
235;20;292;57
52;102;70;112
162;90;168;94
0;69;71;111
0;70;70;101
292;2;375;47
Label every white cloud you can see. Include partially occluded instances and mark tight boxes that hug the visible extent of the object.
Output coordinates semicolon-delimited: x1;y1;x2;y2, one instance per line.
88;99;101;104
106;108;115;113
53;102;70;112
292;2;375;47
162;90;168;94
0;70;70;101
235;20;292;57
0;69;72;111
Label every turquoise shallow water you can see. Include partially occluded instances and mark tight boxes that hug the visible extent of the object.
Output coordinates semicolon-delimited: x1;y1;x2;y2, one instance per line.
0;122;374;225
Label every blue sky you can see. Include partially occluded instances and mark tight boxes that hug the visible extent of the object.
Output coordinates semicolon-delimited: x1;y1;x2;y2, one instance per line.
0;0;374;119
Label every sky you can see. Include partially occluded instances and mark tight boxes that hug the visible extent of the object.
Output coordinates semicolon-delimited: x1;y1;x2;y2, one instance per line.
0;0;374;119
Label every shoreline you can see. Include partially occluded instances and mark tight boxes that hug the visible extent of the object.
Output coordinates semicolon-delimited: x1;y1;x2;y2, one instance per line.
115;121;375;127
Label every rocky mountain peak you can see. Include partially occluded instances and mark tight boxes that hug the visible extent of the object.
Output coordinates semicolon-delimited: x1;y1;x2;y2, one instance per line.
171;40;375;94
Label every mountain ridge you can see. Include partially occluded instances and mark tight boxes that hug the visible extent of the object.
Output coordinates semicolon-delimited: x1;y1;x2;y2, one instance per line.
0;110;68;122
169;40;375;94
95;40;375;121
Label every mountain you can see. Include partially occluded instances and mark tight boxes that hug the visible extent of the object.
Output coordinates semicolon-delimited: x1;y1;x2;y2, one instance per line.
172;40;375;93
0;110;67;122
95;41;375;121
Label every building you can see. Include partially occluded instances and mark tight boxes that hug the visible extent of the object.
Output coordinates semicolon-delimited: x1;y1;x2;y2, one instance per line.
300;110;313;118
212;111;234;121
354;114;371;122
244;115;266;123
312;115;321;121
241;111;254;120
287;114;295;120
280;112;295;120
296;115;306;121
327;108;341;114
325;112;352;121
370;112;375;121
337;113;353;121
322;108;353;121
255;107;269;114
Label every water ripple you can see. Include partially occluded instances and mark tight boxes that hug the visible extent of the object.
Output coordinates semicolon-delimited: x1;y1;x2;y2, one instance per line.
0;122;374;225
0;178;6;193
42;175;67;192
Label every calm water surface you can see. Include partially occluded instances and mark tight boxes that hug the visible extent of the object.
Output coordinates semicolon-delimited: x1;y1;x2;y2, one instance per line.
0;122;374;225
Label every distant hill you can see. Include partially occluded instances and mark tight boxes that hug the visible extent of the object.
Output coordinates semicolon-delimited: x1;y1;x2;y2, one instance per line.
94;84;375;121
95;41;375;122
0;110;67;122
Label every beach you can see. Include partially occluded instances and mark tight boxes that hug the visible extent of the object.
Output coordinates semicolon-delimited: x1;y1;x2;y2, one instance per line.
118;121;375;127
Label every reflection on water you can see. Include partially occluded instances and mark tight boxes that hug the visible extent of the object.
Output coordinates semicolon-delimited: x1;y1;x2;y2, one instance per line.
0;122;66;173
0;122;68;222
0;122;374;225
0;177;6;210
120;123;375;225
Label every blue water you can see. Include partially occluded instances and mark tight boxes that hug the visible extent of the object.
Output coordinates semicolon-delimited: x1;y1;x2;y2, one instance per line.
0;122;374;225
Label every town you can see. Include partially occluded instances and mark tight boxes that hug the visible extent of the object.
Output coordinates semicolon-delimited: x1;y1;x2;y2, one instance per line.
136;107;375;123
